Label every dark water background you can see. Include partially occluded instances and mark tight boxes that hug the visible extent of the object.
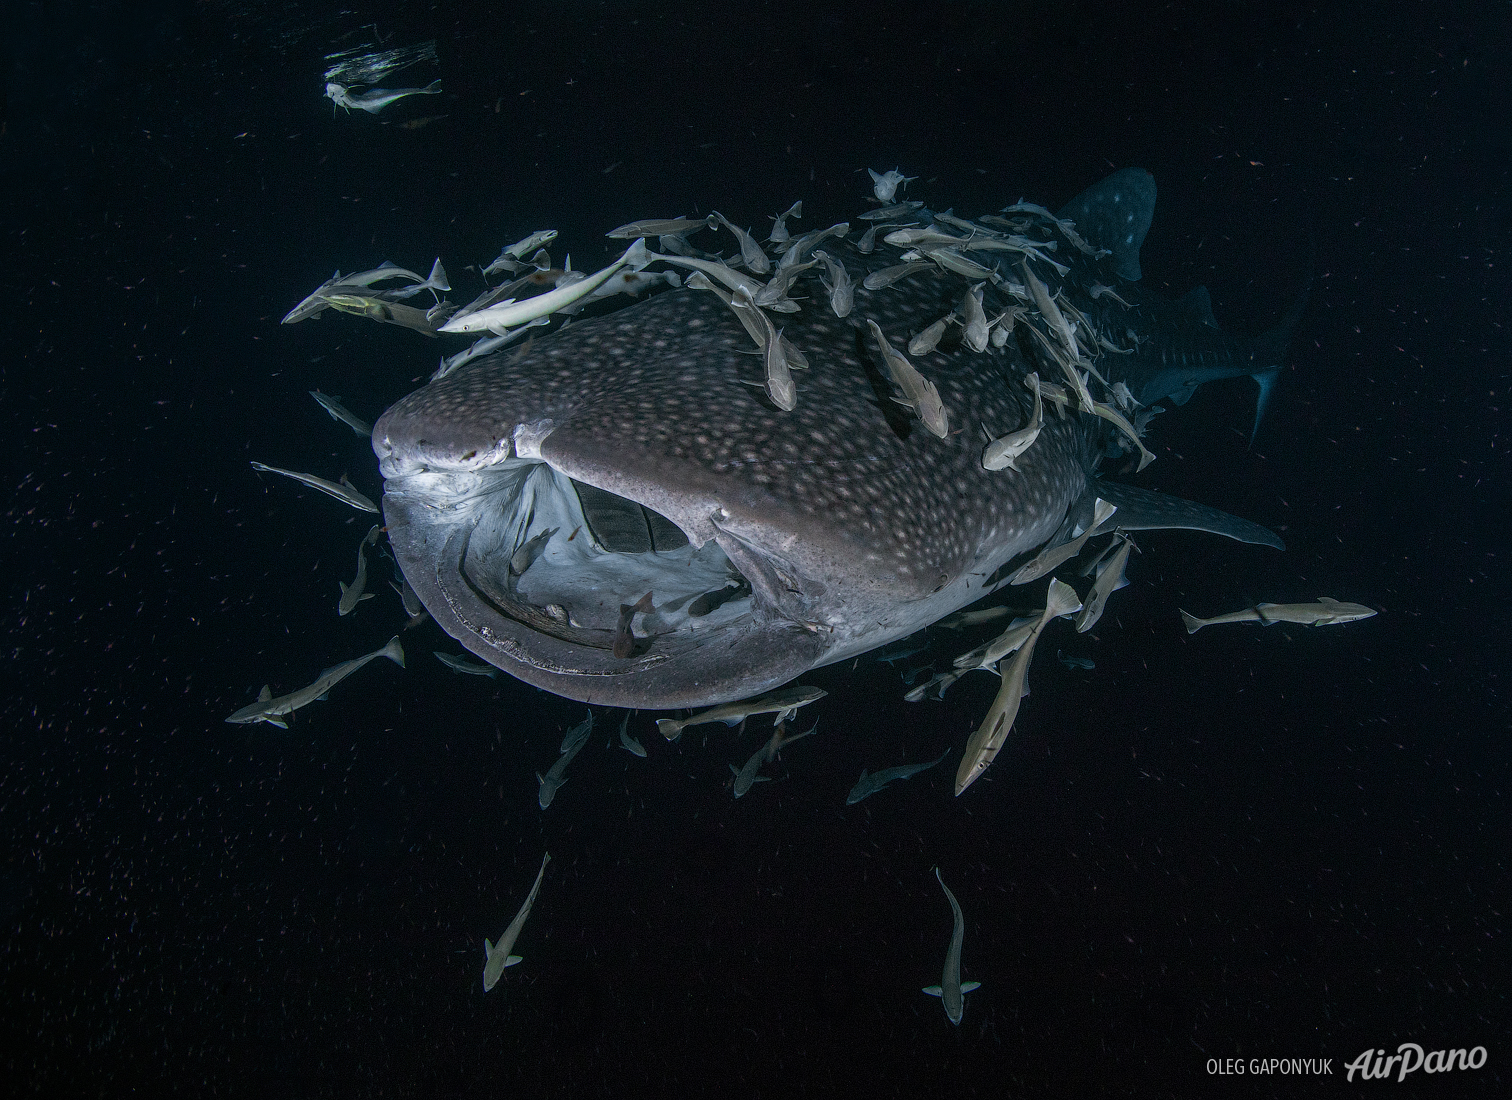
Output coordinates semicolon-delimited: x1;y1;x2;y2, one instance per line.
2;1;1507;1095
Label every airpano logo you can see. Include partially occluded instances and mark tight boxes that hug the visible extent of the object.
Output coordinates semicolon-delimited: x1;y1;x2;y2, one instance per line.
1344;1043;1488;1083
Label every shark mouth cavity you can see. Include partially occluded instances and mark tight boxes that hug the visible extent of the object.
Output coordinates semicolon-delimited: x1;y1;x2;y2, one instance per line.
376;430;829;709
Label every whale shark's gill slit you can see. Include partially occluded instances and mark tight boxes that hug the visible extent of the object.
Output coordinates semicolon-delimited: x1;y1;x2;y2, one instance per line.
572;480;689;553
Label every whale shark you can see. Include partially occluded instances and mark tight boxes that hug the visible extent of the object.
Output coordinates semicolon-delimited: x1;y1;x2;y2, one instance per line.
373;169;1298;710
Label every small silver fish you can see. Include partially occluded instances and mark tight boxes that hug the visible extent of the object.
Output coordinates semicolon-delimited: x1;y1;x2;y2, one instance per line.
606;217;712;240
731;719;818;797
326;79;442;115
711;211;771;274
1010;499;1117;585
318;292;442;337
617;711;647;757
922;867;981;1025
767;200;802;244
309;391;372;437
846;749;949;805
1180;598;1377;634
482;853;550;992
655;685;826;741
225;637;404;727
509;527;558;578
434;651;499;678
810;249;853;318
961;283;990;353
908;315;954;357
868;167;917;202
861;262;935;291
856;200;924;221
956;579;1081;795
338;525;381;616
613;592;655;659
866;320;949;439
248;462;378;513
981;372;1043;473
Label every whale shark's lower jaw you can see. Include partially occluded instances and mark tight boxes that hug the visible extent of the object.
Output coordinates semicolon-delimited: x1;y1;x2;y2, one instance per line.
379;454;829;709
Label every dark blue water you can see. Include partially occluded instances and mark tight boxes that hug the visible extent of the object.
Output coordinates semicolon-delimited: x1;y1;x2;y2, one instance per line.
3;1;1507;1095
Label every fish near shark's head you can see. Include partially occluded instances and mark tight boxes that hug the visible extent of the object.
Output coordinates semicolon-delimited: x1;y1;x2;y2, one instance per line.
374;267;1086;710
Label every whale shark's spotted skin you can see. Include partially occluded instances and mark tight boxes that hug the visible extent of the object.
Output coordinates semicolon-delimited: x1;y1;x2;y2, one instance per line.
375;170;1296;709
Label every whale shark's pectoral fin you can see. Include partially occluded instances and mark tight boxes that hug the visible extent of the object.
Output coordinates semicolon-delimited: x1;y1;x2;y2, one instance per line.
1082;480;1284;550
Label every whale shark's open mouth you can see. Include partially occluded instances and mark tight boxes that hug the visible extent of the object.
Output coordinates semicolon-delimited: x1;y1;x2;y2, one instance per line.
377;433;831;708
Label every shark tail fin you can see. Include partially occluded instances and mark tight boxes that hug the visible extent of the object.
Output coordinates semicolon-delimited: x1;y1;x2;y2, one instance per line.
1246;279;1311;443
655;718;681;740
1179;610;1205;634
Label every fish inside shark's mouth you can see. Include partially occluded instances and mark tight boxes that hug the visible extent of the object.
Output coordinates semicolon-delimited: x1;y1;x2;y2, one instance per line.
379;446;830;708
444;461;746;654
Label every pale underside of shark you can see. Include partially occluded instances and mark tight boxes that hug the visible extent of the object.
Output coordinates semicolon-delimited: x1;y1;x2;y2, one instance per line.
373;169;1299;710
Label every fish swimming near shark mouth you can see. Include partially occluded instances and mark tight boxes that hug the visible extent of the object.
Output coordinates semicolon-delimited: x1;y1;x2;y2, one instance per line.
373;169;1299;710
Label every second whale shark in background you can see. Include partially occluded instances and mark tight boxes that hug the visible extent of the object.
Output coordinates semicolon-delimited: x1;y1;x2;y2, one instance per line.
373;169;1301;710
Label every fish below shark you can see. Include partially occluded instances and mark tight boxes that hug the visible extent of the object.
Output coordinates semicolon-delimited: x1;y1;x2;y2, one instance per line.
373;169;1299;710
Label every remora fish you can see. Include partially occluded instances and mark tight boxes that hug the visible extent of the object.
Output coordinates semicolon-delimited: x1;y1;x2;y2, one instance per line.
559;708;594;755
482;852;550;992
537;723;589;809
956;579;1081;795
654;685;826;741
730;718;818;797
1074;534;1133;633
374;169;1295;709
922;867;981;1026
319;293;443;337
1180;598;1376;633
846;748;950;805
310;391;373;437
326;79;442;114
617;710;647;757
435;650;499;677
865;320;949;439
249;462;378;513
225;636;405;727
338;525;382;615
869;168;917;202
440;239;651;335
485;230;560;274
